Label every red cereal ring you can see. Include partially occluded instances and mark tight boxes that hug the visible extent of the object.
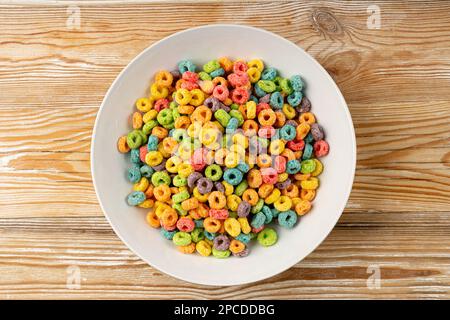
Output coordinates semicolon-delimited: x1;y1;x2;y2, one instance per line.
209;209;229;220
228;72;249;87
252;225;265;233
256;102;270;115
212;84;229;101
314;140;329;157
176;217;195;232
233;61;249;74
287;139;305;151
273;156;286;174
154;98;169;112
182;71;199;83
258;125;276;138
181;80;199;90
231;87;249;104
139;145;148;163
261;167;278;184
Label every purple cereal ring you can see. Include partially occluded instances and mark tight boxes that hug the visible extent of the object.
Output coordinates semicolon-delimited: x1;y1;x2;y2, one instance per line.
152;159;166;171
170;70;181;81
295;96;311;114
259;94;271;104
213;235;230;250
197;177;213;194
233;248;249;257
310;123;325;141
237;201;251;218
214;182;225;193
275;178;291;190
188;172;203;188
285;120;298;127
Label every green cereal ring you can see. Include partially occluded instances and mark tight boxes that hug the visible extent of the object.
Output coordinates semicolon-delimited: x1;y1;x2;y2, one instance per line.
173;203;188;216
126;191;145;206
138;130;148;144
301;159;317;174
191;228;205;243
162;122;175;130
234;180;248;197
273;76;283;91
172;190;190;204
172;108;180;121
173;231;192;246
203;60;221;73
230;103;239;110
229;109;244;126
172;128;189;142
257;80;276;93
172;175;187;187
151;171;171;187
212;247;231;259
251;198;264;214
257;228;278;247
228;211;238;219
193;139;202;150
142;120;158;135
170;101;178;109
126;130;143;149
280;78;293;95
157;108;174;125
214;109;231;128
205;164;223;181
198;71;212;81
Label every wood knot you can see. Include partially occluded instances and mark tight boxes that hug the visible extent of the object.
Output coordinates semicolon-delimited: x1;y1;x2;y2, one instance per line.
311;9;343;36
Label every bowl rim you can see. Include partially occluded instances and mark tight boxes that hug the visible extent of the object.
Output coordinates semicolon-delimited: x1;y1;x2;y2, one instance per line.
91;23;356;286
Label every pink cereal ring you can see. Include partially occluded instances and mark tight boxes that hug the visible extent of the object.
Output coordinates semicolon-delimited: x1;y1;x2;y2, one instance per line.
190;148;207;171
228;72;249;87
314;140;329;157
256;102;270;114
212;84;229;101
273;156;287;174
181;80;199;90
154;98;169;112
252;225;265;233
139;145;148;163
209;209;229;220
258;126;276;138
231;87;249;104
176;217;195;232
233;61;249;74
182;71;199;83
287;139;305;151
261;167;278;184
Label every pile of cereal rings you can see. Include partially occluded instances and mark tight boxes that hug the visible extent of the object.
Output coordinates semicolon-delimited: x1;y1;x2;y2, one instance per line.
117;58;329;258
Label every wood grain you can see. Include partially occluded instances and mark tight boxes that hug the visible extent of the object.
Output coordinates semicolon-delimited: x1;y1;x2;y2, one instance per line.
0;0;449;299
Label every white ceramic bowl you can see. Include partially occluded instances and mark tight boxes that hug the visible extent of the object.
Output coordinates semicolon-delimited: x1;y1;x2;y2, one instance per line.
91;24;356;286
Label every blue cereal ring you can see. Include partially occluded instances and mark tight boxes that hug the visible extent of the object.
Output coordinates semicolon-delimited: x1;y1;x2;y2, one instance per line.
278;210;298;229
249;95;259;103
210;67;225;78
130;148;141;164
290;75;304;91
251;211;266;229
286;159;301;174
178;60;197;73
254;83;266;97
127;166;141;183
139;165;154;178
226;117;239;131
161;229;177;240
261;67;278;81
195;220;204;228
271;207;280;219
269;91;283;109
223;168;243;186
236;233;252;244
261;205;273;224
302;143;313;160
204;231;216;241
237;162;250;173
126;191;145;206
287;91;303;107
147;135;158;151
279;125;296;141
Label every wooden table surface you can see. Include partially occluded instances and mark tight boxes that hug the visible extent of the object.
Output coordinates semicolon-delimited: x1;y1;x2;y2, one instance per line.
0;0;449;300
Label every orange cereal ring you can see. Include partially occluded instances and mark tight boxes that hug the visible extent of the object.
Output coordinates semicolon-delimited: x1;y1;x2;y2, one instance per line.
229;239;245;254
214;148;228;165
189;208;202;220
178;242;196;254
155;70;173;87
162;137;178;154
247;169;262;188
154;184;171;202
132;112;143;129
175;116;191;129
161;208;178;226
178;104;195;115
146;209;160;228
258;183;274;199
294;173;311;181
294;151;302;159
257;154;272;168
152;126;168;139
212;76;228;87
282;184;299;198
204;217;222;233
296;123;310;140
258;109;276;126
117;136;130;153
223;97;233;106
144;185;154;198
295;199;312;216
242;119;259;136
208;191;227;210
281;148;296;161
218;57;233;73
274;111;286;127
242;189;259;206
300;189;316;201
299;112;316;124
181;198;199;211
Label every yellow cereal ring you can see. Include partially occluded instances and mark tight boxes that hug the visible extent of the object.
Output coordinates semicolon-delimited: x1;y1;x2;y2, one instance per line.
133;177;149;192
136;97;153;113
226;194;241;211
178;163;194;178
265;188;281;205
138;199;155;209
154;70;173;87
143;109;158;123
222;181;234;196
174;88;192;105
247;67;261;83
150;83;169;99
181;198;199;211
145;151;163;166
224;218;241;237
311;159;323;176
301;177;319;190
247;59;264;72
154;184;171;202
146;209;160;228
274;195;292;212
193;187;210;203
269;139;285;155
196;240;212;257
165;156;182;173
208;191;227;210
282;104;296;119
132;111;143;129
238;217;251;234
189;89;205;106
